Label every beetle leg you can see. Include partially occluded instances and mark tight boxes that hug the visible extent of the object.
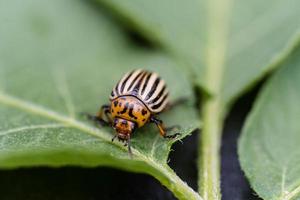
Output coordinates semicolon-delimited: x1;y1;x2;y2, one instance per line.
111;134;118;142
84;113;108;126
150;116;181;138
126;136;133;158
83;104;111;126
97;104;112;124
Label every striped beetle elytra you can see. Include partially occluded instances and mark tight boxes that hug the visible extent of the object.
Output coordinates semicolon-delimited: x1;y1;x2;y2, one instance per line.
84;69;181;155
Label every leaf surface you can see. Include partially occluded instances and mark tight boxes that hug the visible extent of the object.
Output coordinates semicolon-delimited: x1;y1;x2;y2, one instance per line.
239;45;300;200
94;0;300;198
97;0;300;105
0;1;201;199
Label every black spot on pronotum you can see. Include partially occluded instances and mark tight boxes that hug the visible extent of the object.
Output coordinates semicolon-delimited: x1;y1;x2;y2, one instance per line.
141;109;148;116
120;102;129;114
128;104;137;119
142;119;146;122
113;101;118;107
119;102;122;107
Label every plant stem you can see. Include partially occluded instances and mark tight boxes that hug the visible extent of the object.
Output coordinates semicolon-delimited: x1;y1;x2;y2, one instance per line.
197;0;232;199
198;97;223;200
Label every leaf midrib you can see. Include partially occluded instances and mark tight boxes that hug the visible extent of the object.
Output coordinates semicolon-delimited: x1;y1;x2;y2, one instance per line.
281;184;300;200
279;166;300;200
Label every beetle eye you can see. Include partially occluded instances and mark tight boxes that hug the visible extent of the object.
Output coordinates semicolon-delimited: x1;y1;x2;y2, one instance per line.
121;120;128;126
113;118;118;126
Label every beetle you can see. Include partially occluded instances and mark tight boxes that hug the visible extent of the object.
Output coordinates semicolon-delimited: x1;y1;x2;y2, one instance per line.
84;69;181;155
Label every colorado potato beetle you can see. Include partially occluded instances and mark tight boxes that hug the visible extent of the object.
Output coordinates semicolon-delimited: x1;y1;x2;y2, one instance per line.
85;69;181;155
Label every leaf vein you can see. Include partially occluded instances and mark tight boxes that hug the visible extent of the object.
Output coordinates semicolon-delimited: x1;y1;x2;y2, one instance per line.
281;166;287;198
52;68;76;118
0;124;66;136
150;134;160;159
281;184;300;200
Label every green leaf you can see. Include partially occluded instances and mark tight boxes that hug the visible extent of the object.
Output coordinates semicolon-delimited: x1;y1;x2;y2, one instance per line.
94;0;300;199
96;0;300;105
239;45;300;200
0;0;201;199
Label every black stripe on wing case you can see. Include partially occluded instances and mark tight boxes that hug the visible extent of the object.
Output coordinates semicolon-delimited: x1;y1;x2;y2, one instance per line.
127;70;144;91
114;80;121;96
133;71;147;94
141;72;152;95
145;77;161;101
149;85;166;104
151;93;168;110
120;70;134;93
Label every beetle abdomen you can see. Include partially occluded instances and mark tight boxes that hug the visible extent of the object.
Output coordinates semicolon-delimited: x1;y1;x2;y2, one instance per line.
110;69;169;113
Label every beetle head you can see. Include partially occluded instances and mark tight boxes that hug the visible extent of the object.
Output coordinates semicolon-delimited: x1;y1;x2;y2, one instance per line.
113;118;136;140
